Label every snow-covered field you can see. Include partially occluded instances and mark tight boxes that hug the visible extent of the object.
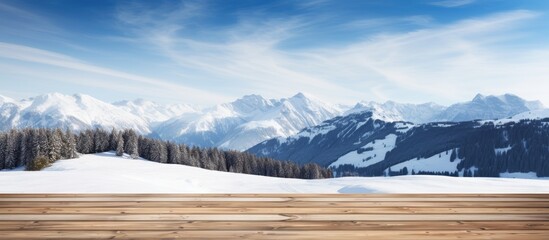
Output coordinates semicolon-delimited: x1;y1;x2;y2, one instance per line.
1;152;548;193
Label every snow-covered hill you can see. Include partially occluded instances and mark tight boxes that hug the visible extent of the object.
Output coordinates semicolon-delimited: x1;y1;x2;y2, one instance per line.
153;93;341;150
0;152;547;193
488;108;549;125
0;93;150;133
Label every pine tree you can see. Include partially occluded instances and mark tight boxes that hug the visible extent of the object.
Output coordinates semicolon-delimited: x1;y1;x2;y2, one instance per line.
38;129;49;158
4;130;18;169
450;149;457;162
124;130;139;159
48;129;63;162
18;130;28;167
116;134;124;157
109;129;118;150
77;130;93;154
94;129;110;153
0;133;7;169
167;142;180;164
63;129;78;159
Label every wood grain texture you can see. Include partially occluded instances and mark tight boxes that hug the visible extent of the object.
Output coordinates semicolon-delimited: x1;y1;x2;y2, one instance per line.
0;194;548;239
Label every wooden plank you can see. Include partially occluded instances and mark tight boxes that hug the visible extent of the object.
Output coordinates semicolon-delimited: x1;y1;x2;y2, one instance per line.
1;214;548;221
2;197;548;202
1;194;548;198
0;230;548;240
3;201;549;208
4;207;549;214
1;221;549;231
0;194;547;239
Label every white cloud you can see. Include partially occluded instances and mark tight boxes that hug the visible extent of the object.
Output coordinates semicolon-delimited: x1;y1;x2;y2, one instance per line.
0;42;230;104
430;0;476;8
2;1;547;107
113;4;549;105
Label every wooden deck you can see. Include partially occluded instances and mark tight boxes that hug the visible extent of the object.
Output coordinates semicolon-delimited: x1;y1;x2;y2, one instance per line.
0;194;548;239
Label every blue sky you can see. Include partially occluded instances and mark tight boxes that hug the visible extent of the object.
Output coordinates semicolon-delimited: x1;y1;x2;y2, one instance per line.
1;0;549;106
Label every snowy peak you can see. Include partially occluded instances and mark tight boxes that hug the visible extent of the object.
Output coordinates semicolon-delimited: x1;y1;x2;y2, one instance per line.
471;93;531;107
344;93;544;124
287;92;336;110
435;93;543;122
154;93;342;150
345;101;445;123
472;93;485;101
0;95;15;105
289;92;319;103
0;93;151;133
229;94;273;114
113;98;199;123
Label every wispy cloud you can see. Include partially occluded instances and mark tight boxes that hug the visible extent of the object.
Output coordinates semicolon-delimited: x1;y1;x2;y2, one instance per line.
344;15;433;29
430;0;476;8
113;2;548;105
0;42;230;104
1;1;548;106
114;1;358;100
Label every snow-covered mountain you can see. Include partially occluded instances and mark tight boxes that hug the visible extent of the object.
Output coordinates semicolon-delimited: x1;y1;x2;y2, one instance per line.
0;92;340;150
248;109;549;177
345;101;445;123
0;95;15;104
344;94;543;124
0;92;546;154
0;93;151;133
433;94;544;122
248;111;409;166
113;99;199;124
153;93;341;150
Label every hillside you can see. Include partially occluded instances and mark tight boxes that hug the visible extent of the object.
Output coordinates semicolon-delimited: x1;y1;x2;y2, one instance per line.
249;111;549;177
1;152;548;193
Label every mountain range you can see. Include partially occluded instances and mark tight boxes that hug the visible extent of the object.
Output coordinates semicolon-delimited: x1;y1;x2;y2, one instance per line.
345;94;544;123
153;93;341;150
248;107;549;177
0;92;545;154
0;92;341;150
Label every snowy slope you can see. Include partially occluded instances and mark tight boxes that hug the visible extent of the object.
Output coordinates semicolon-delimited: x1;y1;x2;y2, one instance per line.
488;108;549;125
250;110;549;177
0;93;150;133
386;150;463;175
154;93;341;150
330;134;398;168
248;111;402;166
0;152;547;193
113;98;199;124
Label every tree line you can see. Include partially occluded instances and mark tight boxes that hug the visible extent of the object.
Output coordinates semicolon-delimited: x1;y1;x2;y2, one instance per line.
0;128;332;179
